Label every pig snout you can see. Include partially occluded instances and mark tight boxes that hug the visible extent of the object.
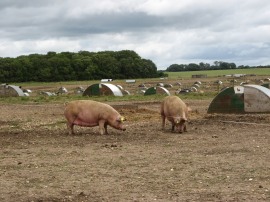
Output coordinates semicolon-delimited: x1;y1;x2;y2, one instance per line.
114;124;126;132
118;124;126;131
175;118;186;133
110;116;126;131
175;125;183;133
116;116;126;131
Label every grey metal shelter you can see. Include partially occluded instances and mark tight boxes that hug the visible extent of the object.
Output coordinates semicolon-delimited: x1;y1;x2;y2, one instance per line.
0;84;25;97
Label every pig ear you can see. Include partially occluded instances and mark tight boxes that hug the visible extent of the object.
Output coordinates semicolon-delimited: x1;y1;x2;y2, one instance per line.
118;116;126;122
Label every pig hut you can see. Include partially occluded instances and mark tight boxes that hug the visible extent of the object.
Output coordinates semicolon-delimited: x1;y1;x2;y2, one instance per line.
83;83;123;96
262;83;270;89
0;84;25;97
207;85;270;113
144;86;170;96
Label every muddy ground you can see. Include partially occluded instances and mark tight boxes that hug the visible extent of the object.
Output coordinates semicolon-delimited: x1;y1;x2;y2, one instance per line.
0;99;269;202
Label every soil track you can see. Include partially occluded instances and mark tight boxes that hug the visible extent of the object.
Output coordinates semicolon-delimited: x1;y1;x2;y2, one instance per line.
0;99;269;201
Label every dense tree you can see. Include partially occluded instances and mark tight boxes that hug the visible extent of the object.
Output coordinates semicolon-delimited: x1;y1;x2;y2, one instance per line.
0;50;162;82
165;61;262;72
2;49;267;82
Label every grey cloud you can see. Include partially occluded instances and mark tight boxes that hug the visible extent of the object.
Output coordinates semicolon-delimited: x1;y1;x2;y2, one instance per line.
0;1;229;40
0;0;55;8
59;12;163;34
0;0;270;69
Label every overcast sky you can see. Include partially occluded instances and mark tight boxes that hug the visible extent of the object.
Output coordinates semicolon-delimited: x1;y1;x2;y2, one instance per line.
0;0;270;70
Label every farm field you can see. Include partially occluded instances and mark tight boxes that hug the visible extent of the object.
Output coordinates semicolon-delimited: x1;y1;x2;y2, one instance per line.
0;74;270;201
166;68;270;78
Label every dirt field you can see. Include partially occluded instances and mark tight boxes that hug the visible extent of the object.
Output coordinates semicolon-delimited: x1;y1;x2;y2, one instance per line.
0;98;269;201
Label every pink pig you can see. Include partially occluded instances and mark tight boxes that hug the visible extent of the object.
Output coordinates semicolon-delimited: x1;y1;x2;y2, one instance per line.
64;100;126;135
161;95;190;133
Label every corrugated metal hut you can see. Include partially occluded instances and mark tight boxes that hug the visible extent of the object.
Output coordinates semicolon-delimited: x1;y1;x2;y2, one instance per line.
83;83;123;96
208;85;270;113
207;86;244;113
74;86;85;94
40;91;56;96
101;79;113;82
244;85;270;112
121;90;131;95
0;84;25;97
164;84;173;88
261;83;270;89
156;83;164;87
126;80;136;83
144;86;170;96
58;87;68;94
83;83;100;96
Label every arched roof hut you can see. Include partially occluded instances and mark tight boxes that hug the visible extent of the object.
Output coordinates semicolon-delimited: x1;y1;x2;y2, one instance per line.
207;85;270;113
0;84;25;97
144;86;170;96
83;83;123;97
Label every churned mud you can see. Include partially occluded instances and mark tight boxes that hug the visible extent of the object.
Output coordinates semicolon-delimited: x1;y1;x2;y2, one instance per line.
0;99;269;201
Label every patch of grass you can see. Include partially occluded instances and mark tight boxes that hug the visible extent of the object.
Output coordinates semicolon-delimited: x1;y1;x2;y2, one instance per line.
0;92;215;105
13;80;97;88
166;68;270;78
6;70;264;105
178;92;217;100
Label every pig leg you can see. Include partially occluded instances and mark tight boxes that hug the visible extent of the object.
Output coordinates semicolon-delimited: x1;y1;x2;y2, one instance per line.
178;126;183;133
171;123;175;132
98;120;106;135
161;115;166;130
67;122;75;135
183;123;187;132
65;114;76;134
180;120;187;132
104;123;109;135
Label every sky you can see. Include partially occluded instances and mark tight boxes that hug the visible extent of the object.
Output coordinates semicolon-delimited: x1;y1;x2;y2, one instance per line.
0;0;270;70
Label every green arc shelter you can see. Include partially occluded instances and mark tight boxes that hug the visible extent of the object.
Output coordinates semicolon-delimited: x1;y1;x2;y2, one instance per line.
208;85;270;113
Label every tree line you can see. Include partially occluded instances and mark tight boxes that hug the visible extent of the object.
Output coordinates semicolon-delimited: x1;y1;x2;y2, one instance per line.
166;61;270;72
0;50;164;83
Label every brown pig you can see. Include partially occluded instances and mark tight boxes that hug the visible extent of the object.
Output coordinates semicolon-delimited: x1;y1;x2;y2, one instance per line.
160;95;190;133
64;100;126;135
